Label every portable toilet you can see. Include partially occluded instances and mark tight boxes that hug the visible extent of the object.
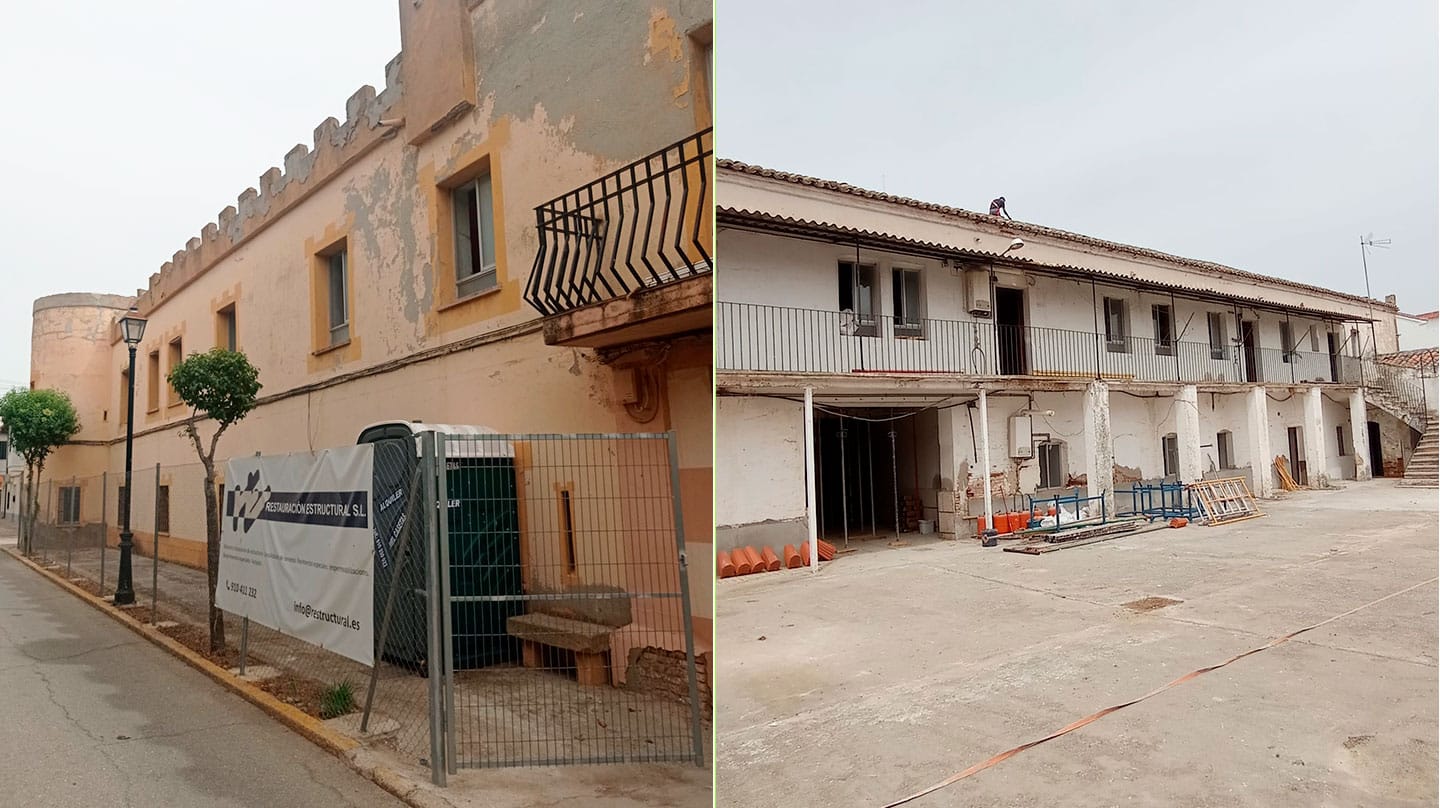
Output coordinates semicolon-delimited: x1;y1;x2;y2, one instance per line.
358;421;524;672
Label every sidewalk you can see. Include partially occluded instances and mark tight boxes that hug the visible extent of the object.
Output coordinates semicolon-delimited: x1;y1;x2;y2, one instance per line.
4;521;711;808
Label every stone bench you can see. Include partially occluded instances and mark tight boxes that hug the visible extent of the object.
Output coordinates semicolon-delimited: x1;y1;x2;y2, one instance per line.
506;612;615;686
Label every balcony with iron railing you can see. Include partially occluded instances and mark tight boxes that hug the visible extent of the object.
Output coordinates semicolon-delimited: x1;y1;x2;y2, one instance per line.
717;301;1374;387
525;129;713;349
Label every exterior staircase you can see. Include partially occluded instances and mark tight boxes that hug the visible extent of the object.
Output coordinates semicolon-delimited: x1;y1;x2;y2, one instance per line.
1399;411;1438;488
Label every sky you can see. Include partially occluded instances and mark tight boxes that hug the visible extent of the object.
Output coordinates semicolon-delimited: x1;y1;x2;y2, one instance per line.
0;1;400;387
717;0;1439;319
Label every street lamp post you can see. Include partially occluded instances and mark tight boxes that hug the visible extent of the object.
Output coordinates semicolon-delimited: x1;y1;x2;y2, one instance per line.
114;307;147;606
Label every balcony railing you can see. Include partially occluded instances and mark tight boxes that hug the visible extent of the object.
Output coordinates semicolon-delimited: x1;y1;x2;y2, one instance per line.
718;302;1354;385
525;129;713;317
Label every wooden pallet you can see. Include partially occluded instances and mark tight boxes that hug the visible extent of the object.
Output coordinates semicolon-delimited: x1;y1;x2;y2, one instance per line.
1186;477;1265;525
1274;455;1306;492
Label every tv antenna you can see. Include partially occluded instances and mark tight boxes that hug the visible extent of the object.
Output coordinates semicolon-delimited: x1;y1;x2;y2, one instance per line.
1359;234;1391;356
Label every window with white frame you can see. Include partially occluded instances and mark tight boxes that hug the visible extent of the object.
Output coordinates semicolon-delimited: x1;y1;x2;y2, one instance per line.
1280;321;1294;363
1104;297;1129;353
1037;441;1065;489
1152;304;1175;356
892;267;923;336
453;173;497;298
838;261;878;336
1309;327;1319;352
1216;430;1233;469
327;250;349;346
1207;312;1227;360
1336;425;1348;456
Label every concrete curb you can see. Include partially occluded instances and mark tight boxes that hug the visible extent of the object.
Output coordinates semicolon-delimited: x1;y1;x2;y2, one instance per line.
3;546;457;808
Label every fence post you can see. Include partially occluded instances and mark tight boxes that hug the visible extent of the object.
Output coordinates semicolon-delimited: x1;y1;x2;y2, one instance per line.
421;431;447;786
44;479;53;563
152;463;160;625
666;432;708;768
100;471;108;595
66;476;75;577
238;618;249;676
434;433;457;776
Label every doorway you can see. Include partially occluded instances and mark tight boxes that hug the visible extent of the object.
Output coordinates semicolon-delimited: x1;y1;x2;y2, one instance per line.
995;287;1028;376
1327;332;1340;383
1367;421;1384;476
1241;321;1259;383
1286;426;1308;486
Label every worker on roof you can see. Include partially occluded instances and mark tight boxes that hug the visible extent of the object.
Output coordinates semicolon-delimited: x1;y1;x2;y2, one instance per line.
989;196;1012;219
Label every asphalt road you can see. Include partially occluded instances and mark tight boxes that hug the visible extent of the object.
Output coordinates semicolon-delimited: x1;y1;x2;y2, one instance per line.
0;548;406;808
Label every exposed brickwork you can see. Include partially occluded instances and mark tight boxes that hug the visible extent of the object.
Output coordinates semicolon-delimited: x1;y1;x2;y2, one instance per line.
626;646;711;717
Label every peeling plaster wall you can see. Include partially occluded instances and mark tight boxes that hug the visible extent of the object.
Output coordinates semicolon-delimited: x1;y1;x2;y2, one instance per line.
1196;390;1255;477
30;0;714;638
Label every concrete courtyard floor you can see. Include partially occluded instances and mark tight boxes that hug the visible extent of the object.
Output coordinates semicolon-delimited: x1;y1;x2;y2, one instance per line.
716;480;1439;808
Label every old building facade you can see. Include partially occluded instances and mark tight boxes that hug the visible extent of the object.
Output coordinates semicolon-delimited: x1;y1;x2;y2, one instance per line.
714;161;1426;553
28;1;714;658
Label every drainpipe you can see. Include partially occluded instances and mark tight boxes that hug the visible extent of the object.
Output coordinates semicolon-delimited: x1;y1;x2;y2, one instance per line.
803;386;819;573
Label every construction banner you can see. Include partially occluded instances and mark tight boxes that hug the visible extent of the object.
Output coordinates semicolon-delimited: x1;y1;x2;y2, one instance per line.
216;445;375;666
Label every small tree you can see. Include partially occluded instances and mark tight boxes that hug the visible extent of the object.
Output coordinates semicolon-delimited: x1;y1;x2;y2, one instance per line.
0;389;81;553
169;349;261;652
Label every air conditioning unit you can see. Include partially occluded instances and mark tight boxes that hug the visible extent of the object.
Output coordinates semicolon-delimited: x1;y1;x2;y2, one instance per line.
1009;414;1033;459
965;268;992;318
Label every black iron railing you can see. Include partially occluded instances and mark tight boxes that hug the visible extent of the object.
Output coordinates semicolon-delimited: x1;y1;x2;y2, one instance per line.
718;302;1356;385
525;129;713;316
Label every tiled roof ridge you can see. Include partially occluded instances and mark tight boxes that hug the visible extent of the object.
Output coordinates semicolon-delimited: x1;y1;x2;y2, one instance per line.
718;159;1398;312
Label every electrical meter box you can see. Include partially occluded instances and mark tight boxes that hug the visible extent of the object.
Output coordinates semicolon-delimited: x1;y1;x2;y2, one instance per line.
1008;414;1033;459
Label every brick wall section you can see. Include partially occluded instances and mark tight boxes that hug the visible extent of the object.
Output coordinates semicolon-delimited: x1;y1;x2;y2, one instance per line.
625;647;712;717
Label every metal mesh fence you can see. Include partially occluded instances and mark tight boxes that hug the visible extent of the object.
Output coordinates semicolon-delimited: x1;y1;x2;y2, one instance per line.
18;430;704;780
428;432;705;769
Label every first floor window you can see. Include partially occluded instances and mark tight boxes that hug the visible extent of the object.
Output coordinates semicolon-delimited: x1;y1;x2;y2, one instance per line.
1216;430;1233;469
1037;441;1065;489
838;261;877;335
453;173;497;297
1104;297;1129;352
892;268;923;336
1152;304;1174;356
327;249;350;345
1207;312;1227;360
1336;425;1348;456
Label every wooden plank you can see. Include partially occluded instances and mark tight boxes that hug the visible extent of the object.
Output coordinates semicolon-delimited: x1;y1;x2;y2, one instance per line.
1003;523;1168;554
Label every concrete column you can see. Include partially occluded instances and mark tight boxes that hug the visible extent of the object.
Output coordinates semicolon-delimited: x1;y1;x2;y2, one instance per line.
978;389;993;532
1176;384;1203;483
1349;388;1371;480
1303;387;1328;488
936;407;964;538
1084;381;1114;515
1246;386;1274;497
803;387;818;573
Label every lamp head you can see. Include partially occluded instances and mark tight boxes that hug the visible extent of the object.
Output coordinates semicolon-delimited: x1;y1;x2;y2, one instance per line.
119;306;147;346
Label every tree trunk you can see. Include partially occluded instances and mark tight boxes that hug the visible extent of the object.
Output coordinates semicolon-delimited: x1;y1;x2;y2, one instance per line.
203;462;226;652
25;462;43;555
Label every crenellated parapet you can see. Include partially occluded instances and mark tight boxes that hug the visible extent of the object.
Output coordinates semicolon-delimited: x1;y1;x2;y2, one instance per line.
134;53;405;314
